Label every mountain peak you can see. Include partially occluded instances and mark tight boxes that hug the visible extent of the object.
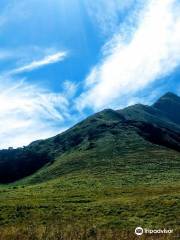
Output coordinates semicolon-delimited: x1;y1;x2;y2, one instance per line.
153;92;180;125
157;92;179;101
154;92;180;105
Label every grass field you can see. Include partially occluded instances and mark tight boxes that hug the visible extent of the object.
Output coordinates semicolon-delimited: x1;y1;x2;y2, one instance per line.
0;145;179;239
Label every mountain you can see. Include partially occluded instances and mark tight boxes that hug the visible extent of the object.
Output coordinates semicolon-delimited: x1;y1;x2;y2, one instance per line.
153;92;180;125
0;92;180;239
0;92;180;184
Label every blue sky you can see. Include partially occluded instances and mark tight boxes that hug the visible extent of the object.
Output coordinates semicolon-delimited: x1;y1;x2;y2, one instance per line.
0;0;180;148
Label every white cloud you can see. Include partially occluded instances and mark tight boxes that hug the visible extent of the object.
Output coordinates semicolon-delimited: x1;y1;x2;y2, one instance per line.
63;80;77;98
85;0;136;36
11;51;67;74
77;0;180;110
0;46;69;148
0;78;70;149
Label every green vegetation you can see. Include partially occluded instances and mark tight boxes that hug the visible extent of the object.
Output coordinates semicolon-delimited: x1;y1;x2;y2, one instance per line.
0;93;180;239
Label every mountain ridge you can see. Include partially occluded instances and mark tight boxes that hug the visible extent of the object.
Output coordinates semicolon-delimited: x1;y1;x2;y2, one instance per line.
0;92;180;184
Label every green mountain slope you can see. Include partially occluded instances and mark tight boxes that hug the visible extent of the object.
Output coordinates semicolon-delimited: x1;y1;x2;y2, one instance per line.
22;112;180;185
0;93;180;184
0;92;180;239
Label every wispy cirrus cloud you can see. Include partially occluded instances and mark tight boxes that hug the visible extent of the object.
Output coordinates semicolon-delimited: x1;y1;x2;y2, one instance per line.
85;0;136;36
10;51;67;74
77;0;180;110
0;45;69;148
0;77;71;149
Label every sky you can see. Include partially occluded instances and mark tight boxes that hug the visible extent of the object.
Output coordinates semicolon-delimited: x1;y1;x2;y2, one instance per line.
0;0;180;149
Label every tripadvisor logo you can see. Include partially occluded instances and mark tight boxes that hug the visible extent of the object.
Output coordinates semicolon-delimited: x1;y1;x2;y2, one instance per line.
135;226;173;236
135;227;143;236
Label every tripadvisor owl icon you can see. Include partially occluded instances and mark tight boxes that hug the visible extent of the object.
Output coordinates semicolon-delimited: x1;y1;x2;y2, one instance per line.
135;227;144;236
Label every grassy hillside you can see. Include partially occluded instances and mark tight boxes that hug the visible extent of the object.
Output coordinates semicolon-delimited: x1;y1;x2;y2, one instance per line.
0;143;179;239
0;93;180;239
